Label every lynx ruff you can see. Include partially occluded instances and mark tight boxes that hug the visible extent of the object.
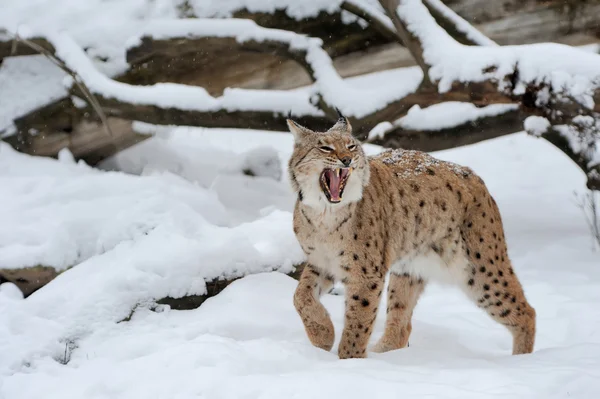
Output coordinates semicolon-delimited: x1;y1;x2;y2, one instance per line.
288;115;536;360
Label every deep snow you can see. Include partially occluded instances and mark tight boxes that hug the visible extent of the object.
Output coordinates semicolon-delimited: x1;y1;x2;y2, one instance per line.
1;127;599;398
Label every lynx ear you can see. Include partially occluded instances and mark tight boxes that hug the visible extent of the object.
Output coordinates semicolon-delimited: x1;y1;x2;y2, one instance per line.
328;108;352;134
287;119;315;143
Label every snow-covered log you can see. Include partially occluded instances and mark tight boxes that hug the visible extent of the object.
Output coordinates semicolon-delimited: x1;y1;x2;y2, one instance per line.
368;103;523;151
380;0;600;103
9;21;508;142
156;263;306;311
376;0;600;190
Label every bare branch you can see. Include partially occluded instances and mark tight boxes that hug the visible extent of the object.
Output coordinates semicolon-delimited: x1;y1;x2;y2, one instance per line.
574;191;600;249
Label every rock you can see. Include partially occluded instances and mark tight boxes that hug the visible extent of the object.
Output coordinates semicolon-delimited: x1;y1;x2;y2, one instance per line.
0;266;59;297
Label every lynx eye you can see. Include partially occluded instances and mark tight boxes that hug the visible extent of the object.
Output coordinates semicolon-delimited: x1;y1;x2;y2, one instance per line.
347;144;357;151
319;146;334;153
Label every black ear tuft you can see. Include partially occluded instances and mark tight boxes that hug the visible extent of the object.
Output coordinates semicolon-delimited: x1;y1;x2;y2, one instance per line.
288;110;292;120
335;107;345;121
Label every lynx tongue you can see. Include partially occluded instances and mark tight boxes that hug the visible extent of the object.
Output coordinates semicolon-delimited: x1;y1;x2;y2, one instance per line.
326;169;344;202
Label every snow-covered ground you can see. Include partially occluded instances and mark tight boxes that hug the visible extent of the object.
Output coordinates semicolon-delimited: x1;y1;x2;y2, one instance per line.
1;126;599;398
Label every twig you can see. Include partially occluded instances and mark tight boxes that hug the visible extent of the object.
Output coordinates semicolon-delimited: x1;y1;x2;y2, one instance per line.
575;190;600;250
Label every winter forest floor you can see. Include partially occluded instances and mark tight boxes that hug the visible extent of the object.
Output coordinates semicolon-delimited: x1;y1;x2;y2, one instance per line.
1;126;599;398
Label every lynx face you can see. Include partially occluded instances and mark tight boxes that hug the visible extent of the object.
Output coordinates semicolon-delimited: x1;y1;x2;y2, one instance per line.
287;117;370;209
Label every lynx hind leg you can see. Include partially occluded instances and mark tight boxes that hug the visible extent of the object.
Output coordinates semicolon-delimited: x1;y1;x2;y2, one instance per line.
294;265;336;351
461;194;536;355
372;273;425;353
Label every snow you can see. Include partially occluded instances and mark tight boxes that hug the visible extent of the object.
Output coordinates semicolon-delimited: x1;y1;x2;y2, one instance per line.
524;116;551;137
191;0;346;19
367;121;394;140
2;126;600;398
124;18;312;49
367;102;519;141
398;102;519;131
579;43;600;54
0;283;24;301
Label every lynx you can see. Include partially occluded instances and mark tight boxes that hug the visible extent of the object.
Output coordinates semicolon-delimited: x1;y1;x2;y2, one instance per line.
288;114;536;359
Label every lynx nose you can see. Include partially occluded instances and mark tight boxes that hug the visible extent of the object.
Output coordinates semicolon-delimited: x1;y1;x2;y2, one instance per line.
340;156;352;167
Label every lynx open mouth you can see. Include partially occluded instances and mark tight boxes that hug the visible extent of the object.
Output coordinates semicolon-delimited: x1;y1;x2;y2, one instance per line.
320;168;352;203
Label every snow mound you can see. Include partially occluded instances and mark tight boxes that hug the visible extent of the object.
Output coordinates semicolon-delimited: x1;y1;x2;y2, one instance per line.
0;129;312;374
0;144;230;271
1;128;600;398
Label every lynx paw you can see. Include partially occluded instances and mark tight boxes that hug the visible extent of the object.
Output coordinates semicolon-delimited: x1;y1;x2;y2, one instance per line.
371;337;408;353
305;320;335;352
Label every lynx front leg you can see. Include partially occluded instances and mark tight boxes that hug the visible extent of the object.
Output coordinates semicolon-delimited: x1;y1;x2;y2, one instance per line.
338;274;385;359
373;272;425;353
294;264;335;351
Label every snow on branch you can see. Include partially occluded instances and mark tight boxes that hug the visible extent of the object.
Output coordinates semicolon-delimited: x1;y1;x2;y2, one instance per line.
384;0;600;107
422;0;497;47
367;102;523;151
124;19;415;118
6;28;325;132
378;0;600;190
369;102;518;140
397;102;518;131
47;29;317;116
341;0;397;41
525;114;600;190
